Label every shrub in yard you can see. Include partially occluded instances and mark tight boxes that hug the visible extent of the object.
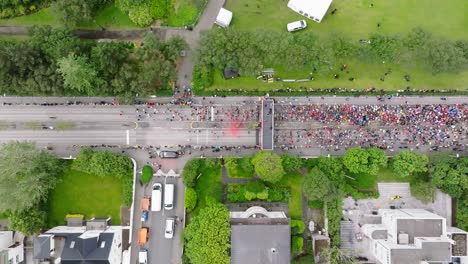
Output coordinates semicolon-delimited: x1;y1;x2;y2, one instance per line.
292;236;304;254
308;200;324;209
185;187;198;212
182;159;201;187
227;184;241;193
267;188;284;202
141;165;153;184
291;220;306;235
244;191;257;201
251;151;285;183
227;192;246;203
256;189;269;200
245;181;266;193
238;157;254;177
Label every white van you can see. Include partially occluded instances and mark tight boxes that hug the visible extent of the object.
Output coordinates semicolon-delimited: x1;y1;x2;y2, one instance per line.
287;20;307;32
164;218;175;239
139;249;147;264
151;183;162;212
164;184;174;210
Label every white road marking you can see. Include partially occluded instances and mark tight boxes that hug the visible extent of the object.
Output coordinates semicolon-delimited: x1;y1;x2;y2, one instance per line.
126;130;129;145
211;107;214;121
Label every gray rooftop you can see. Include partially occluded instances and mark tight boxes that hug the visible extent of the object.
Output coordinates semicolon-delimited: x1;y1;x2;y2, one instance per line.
231;224;290;264
33;236;51;259
396;219;443;243
261;99;274;150
390;241;451;264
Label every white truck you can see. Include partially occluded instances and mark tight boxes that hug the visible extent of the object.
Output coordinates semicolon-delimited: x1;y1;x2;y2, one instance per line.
164;184;174;210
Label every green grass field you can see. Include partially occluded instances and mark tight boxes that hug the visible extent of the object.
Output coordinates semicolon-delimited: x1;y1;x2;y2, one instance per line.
0;3;137;29
205;0;468;92
47;164;123;227
278;173;303;219
225;0;468;40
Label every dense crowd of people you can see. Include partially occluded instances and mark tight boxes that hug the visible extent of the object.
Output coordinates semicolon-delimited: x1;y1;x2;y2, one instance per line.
275;103;467;151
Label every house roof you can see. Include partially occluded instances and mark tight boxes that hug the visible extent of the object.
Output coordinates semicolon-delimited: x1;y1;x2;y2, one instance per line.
60;232;113;263
390;242;452;264
231;224;290;264
33;236;51;259
396;219;443;243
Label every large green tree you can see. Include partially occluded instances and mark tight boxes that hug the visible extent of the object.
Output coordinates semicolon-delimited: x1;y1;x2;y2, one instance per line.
422;39;467;73
343;148;387;176
281;154;304;172
251;151;285;183
57;53;101;94
392;151;429;178
303;167;341;202
0;141;65;212
430;157;467;198
184;202;230;264
52;0;108;27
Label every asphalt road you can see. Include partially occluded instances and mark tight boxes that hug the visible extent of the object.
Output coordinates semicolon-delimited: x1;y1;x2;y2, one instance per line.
0;95;466;264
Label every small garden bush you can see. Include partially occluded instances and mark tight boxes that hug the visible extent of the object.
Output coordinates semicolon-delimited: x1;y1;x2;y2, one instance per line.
226;182;289;203
291;220;305;235
308;200;323;209
185;187;198;212
141;165;153;184
292;236;304;254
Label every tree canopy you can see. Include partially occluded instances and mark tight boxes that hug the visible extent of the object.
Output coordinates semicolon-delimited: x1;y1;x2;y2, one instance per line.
0;141;65;212
430;157;467;198
184;202;230;264
73;148;133;179
251;151;285;183
303;167;341;202
281;154;304;172
392;151;429;178
8;207;46;235
343;147;387;176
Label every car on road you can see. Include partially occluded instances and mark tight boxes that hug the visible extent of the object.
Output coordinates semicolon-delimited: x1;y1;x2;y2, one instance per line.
141;211;149;222
159;151;179;158
164;218;175;239
139;249;148;264
287;20;307;32
151;183;162;212
164;184;174;210
138;227;149;245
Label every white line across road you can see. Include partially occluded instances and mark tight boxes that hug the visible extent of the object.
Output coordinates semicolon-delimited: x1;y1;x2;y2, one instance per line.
126;130;130;145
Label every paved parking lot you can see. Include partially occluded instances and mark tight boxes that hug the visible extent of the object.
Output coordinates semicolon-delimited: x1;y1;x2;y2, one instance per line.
134;175;184;264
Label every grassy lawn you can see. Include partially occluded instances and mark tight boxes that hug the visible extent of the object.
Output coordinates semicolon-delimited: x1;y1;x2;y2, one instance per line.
192;159;223;215
292;255;315;264
0;8;59;26
224;157;254;178
203;0;468;92
225;0;468;40
377;167;408;183
47;163;123;227
278;173;303;219
165;0;203;26
0;3;137;29
210;58;468;91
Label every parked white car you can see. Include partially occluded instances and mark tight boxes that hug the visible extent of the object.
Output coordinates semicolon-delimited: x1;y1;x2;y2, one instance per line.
165;218;175;239
287;20;307;32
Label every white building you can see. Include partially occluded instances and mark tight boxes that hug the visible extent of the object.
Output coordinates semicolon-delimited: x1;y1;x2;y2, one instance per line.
215;8;233;28
287;0;333;23
0;231;24;264
361;209;468;264
34;218;125;264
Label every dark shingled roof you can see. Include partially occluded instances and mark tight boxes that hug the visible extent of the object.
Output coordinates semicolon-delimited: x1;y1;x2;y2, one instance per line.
231;224;290;264
60;233;113;264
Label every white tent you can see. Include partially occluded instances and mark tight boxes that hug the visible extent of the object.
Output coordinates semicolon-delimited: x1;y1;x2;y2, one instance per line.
287;0;333;23
215;8;233;28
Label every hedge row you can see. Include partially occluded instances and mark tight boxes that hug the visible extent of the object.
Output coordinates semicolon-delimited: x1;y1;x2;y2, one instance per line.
226;182;289;203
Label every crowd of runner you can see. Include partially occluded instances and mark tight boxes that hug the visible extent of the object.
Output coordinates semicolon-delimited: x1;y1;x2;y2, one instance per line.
274;103;467;151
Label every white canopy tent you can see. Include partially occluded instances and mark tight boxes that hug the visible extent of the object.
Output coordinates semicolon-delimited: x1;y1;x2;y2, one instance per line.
215;8;233;28
287;0;333;23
